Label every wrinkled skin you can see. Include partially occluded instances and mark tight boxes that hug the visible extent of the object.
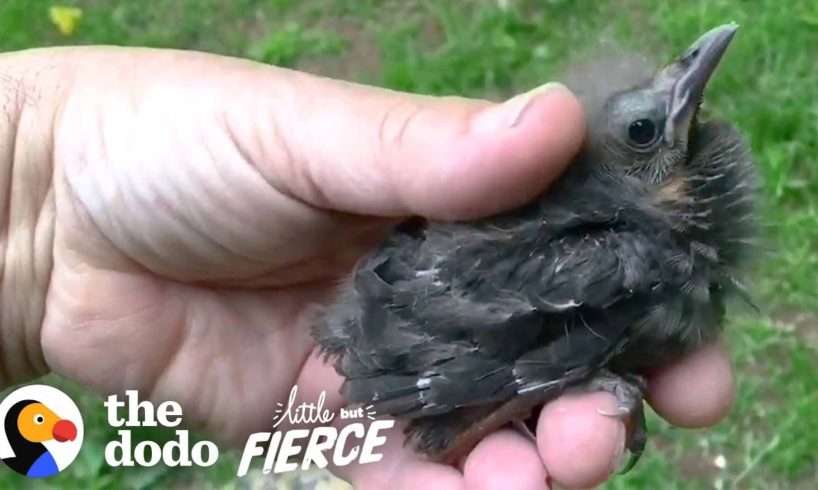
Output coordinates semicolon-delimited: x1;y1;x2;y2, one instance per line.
0;47;733;489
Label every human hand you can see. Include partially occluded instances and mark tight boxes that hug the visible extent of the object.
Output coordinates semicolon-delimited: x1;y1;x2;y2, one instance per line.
0;47;733;489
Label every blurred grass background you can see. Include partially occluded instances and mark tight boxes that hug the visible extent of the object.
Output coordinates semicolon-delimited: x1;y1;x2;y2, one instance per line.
1;0;816;488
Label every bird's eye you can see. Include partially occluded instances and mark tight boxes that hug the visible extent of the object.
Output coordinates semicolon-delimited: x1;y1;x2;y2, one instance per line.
33;414;45;425
628;119;658;147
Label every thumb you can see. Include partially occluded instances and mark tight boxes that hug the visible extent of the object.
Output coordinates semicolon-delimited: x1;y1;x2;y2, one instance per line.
224;63;586;220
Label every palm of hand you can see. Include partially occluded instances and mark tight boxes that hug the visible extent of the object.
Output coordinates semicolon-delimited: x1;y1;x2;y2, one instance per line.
40;72;381;444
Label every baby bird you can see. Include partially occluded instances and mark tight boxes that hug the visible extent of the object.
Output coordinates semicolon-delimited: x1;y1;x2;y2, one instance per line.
313;24;758;469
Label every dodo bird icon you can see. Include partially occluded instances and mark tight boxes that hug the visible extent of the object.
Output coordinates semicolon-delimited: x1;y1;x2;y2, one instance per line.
0;385;83;478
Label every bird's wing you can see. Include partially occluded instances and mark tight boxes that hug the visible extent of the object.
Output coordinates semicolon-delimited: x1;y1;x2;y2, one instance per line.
520;229;664;312
340;228;668;417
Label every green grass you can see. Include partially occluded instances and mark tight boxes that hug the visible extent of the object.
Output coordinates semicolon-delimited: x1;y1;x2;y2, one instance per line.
1;0;817;488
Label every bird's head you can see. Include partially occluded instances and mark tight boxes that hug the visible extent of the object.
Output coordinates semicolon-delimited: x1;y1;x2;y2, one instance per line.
569;24;739;184
11;400;77;444
560;23;757;273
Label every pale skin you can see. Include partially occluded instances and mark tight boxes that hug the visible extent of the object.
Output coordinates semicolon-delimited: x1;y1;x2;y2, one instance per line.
0;47;734;489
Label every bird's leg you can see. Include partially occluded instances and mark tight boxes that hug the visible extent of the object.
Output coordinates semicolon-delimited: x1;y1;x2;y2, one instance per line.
587;370;648;473
429;396;544;466
512;419;537;443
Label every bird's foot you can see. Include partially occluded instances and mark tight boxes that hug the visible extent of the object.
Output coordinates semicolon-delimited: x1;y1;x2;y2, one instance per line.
587;370;648;474
590;370;647;417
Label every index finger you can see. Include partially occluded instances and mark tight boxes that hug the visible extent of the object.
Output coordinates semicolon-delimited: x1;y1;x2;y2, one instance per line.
647;342;735;427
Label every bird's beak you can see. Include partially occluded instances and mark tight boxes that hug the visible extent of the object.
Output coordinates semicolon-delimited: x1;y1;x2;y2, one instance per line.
658;23;738;147
52;419;77;442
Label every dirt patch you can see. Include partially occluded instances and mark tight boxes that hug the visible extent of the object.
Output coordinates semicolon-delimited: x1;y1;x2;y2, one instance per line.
295;1;443;83
773;310;818;349
678;450;721;482
296;16;381;81
610;0;652;31
649;433;721;484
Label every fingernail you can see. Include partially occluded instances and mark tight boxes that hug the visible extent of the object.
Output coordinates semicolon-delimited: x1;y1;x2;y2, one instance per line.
471;82;572;133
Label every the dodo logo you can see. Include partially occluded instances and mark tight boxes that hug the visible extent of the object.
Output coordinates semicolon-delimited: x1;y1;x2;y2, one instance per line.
0;385;83;478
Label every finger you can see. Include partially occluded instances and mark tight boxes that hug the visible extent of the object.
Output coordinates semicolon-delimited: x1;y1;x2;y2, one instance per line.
537;392;625;489
52;47;583;221
464;429;549;490
330;419;464;490
40;48;583;281
214;56;586;220
393;459;464;490
296;350;464;489
262;81;584;219
647;342;735;427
